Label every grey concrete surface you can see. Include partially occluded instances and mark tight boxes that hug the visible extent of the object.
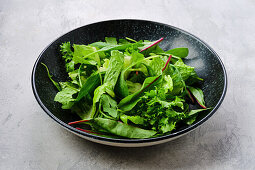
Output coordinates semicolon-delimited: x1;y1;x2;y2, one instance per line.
0;0;255;169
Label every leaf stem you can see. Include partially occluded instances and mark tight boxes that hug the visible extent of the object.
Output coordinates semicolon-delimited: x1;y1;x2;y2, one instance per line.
68;119;89;125
76;127;102;135
139;37;164;52
187;87;207;109
138;55;172;95
78;64;83;87
162;55;172;72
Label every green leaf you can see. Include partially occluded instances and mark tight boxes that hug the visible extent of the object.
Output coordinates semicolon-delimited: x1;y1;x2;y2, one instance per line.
174;60;202;81
90;118;157;139
91;83;108;117
162;75;173;93
185;115;197;125
101;94;118;118
148;57;165;76
76;73;101;101
185;108;211;125
105;37;117;45
187;86;206;108
84;41;144;58
54;82;79;109
115;71;129;98
159;118;176;133
41;63;61;91
65;60;75;72
99;59;110;72
60;42;73;62
71;100;93;119
91;50;124;117
126;81;142;94
188;108;210;116
115;51;144;98
120;115;144;125
165;48;189;58
168;65;186;95
103;50;124;89
118;76;162;111
72;45;99;65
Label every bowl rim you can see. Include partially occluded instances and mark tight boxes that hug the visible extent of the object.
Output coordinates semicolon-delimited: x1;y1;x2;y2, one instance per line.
31;19;227;144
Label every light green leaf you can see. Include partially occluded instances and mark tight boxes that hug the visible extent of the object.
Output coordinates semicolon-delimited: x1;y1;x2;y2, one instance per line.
91;118;157;139
101;94;118;118
54;83;79;109
165;48;189;58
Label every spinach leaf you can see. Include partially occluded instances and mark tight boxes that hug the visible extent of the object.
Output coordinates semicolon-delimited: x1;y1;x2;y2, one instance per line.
90;118;157;139
118;76;162;111
71;100;93;119
101;94;118;118
187;86;206;108
103;50;124;89
91;50;124;117
115;51;144;98
165;48;189;58
76;73;101;101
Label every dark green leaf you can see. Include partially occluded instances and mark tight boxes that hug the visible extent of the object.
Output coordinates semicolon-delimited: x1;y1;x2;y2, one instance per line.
90;118;157;139
71;100;93;119
76;73;101;101
118;76;161;111
187;86;206;108
91;50;124;117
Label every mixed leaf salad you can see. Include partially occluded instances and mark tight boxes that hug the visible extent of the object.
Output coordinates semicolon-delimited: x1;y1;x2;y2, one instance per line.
43;37;210;139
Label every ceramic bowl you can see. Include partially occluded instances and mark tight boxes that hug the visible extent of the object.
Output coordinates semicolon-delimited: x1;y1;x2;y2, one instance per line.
32;19;227;147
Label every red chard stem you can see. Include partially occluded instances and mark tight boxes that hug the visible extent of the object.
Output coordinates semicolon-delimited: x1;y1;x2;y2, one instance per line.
68;119;89;125
162;55;172;72
139;37;164;52
75;127;101;135
187;88;195;103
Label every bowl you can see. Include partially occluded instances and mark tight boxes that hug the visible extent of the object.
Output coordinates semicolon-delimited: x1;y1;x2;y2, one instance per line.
32;19;227;147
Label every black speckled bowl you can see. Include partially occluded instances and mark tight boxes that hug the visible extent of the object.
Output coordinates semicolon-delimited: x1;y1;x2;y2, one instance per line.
32;19;227;147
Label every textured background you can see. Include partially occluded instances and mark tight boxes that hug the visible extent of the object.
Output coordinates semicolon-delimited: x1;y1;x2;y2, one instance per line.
1;0;255;169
